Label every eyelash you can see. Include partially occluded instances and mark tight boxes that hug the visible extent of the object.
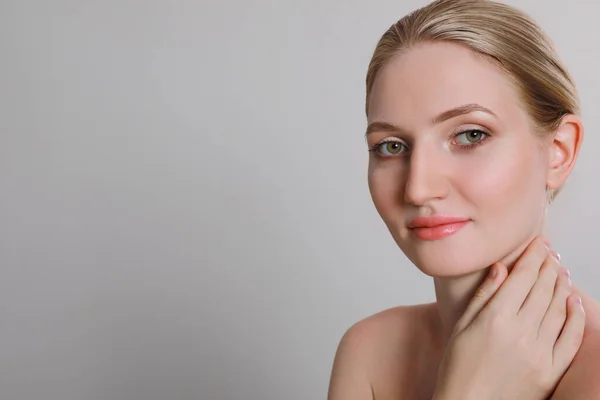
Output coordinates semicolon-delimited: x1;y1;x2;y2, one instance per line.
367;129;491;157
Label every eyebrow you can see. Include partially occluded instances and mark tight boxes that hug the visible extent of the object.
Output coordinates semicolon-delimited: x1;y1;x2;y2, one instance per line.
365;103;497;138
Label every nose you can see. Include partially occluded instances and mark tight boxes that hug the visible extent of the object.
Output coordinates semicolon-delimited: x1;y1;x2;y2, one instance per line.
404;145;449;206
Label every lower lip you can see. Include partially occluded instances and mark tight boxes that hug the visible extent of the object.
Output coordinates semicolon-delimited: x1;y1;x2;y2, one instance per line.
410;221;470;241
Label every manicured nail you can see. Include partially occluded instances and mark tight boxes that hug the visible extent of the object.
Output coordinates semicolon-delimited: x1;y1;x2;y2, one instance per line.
577;296;582;305
552;251;561;262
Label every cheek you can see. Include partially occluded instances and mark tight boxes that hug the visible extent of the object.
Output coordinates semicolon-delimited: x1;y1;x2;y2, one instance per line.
368;162;406;218
460;142;547;221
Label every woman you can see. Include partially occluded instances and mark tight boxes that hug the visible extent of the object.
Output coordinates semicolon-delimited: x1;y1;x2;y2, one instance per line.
328;0;600;399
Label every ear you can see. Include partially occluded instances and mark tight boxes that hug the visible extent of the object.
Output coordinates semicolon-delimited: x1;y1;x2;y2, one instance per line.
546;114;584;191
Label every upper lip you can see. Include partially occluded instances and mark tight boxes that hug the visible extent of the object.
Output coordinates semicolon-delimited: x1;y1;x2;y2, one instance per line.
407;216;470;228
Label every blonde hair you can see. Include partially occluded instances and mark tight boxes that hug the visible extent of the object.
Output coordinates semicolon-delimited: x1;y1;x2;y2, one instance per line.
365;0;580;201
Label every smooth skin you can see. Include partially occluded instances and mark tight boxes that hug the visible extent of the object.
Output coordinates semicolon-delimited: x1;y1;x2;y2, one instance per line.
328;237;590;400
433;237;584;400
328;41;600;399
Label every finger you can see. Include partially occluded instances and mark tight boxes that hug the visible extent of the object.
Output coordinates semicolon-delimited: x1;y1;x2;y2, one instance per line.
539;267;572;344
490;236;550;313
453;262;508;335
552;294;585;374
517;252;561;327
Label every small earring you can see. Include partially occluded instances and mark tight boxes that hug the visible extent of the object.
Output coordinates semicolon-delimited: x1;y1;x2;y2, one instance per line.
546;187;555;204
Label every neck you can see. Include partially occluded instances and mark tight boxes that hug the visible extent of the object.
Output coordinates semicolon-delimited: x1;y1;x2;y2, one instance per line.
432;232;544;346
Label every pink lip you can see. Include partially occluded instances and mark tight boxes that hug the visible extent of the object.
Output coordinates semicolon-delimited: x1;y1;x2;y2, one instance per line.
407;216;470;241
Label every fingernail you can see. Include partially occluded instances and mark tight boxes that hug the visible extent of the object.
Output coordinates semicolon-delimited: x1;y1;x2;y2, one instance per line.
552;251;561;262
489;265;497;279
577;296;582;305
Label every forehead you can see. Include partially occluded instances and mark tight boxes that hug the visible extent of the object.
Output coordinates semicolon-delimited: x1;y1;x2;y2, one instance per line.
368;41;530;126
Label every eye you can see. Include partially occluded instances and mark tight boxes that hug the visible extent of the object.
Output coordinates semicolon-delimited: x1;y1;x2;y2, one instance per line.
455;129;489;145
372;140;408;156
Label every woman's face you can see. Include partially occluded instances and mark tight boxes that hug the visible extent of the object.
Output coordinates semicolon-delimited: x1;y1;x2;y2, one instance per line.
367;41;551;277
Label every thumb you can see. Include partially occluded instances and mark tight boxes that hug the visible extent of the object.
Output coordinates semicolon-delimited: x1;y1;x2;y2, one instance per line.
452;262;508;334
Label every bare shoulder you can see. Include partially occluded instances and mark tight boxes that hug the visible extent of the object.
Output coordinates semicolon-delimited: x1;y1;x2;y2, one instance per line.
552;287;600;400
328;303;439;400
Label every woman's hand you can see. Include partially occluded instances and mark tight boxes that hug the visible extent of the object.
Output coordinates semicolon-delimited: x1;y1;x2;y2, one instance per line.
432;236;585;400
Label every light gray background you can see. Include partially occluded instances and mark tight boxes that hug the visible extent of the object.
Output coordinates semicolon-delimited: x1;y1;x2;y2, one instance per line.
1;1;598;399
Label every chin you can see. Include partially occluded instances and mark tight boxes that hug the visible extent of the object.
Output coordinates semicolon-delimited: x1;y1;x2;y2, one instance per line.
388;215;543;278
411;255;490;278
392;226;505;278
403;247;491;277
